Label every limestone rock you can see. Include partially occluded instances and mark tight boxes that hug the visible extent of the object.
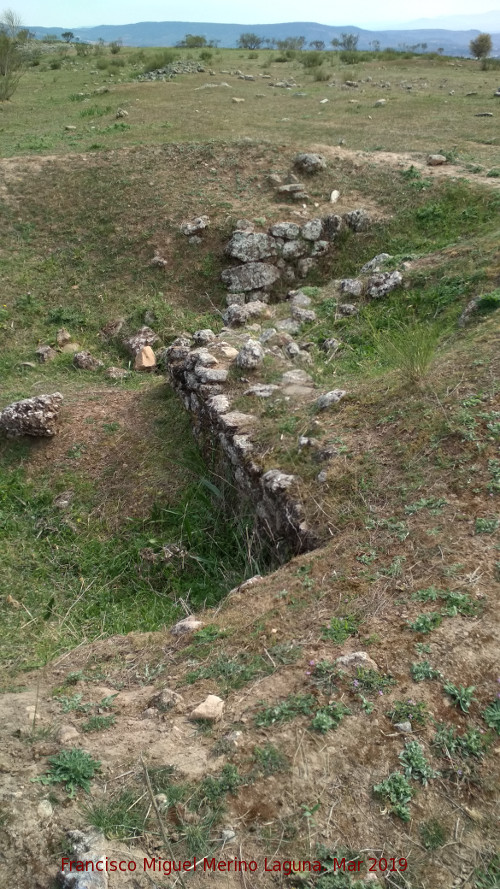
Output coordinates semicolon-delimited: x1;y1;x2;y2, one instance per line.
105;367;129;380
297;257;317;277
322;337;341;353
73;351;104;371
193;329;216;346
134;346;156;370
56;328;72;347
289;291;312;308
148;689;184;712
0;393;63;438
360;253;391;273
427;154;447;166
330;189;340;203
226;232;278;263
223;300;272;327
294;152;327;174
99;318;125;339
338;303;359;316
277;183;307;195
340;278;363;297
58;724;80;744
171;615;203;635
59;830;108;889
232;97;245;104
180;215;210;236
301;218;323;241
344;208;371;232
37;800;53;821
221;262;280;292
116;107;128;118
336;651;379;671
291;306;316;323
36;345;57;363
244;384;280;397
366;270;403;299
269;222;300;240
316;389;347;410
262;469;296;492
190;695;224;722
322;214;344;239
282;239;308;260
395;721;413;733
235;339;264;369
123;326;159;357
193;367;228;384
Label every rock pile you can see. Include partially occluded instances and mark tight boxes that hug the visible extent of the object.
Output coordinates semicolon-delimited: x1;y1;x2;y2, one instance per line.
0;393;63;438
137;60;206;81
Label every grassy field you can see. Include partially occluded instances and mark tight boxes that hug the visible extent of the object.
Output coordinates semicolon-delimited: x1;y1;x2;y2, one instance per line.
0;40;499;889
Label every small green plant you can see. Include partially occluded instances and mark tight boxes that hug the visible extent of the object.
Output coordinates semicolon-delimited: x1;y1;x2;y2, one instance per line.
441;591;479;617
198;765;242;803
252;744;288;775
322;614;361;643
399;741;439;785
405;497;447;515
352;667;395;695
408;612;442;634
443;682;476;713
81;714;116;733
34;748;100;797
482;699;500;734
358;694;374;714
475;517;499;534
411;661;441;682
85;789;148;840
310;702;350;733
387;700;428;726
433;724;486;758
308;660;340;693
373;772;414;821
369;319;443;385
415;642;431;656
473;852;500;888
412;586;442;602
420;818;447;850
255;694;315;727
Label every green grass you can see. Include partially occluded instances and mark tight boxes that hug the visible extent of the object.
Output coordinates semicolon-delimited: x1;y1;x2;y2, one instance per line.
33;748;100;797
386;700;428;726
322;614;361;643
373;772;414;822
255;694;316;727
399;741;439;785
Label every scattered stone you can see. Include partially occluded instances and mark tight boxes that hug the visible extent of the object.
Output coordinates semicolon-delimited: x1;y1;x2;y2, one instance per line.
193;329;216;346
395;721;413;733
294;152;327;174
148;689;184;712
340;278;363;297
53;490;74;509
64;125;76;131
360;253;392;273
37;800;53;821
475;112;493;117
61;342;82;353
226;231;278;263
291;306;316;323
171;615;203;635
269;221;300;239
330;189;340;203
223;300;271;327
427;154;447;166
277;183;307;195
374;98;386;106
116;107;128;118
180;215;210;236
244;384;280;397
99;318;125;339
151;253;168;268
267;173;282;186
56;328;72;347
276;318;301;334
0;393;63;438
134;346;156;371
282;369;313;385
221;262;280;292
301;218;323;241
297;257;317;277
319;98;329;104
458;297;480;327
338;303;358;316
73;351;104;371
289;291;312;308
344;208;371;232
223;730;242;750
190;695;224;723
58;724;80;744
105;366;129;380
235;339;264;369
322;338;341;353
316;390;347;410
232;97;245;104
36;345;57;363
234;218;254;232
221;829;236;843
366;270;403;299
336;652;379;671
123;326;159;357
59;831;107;889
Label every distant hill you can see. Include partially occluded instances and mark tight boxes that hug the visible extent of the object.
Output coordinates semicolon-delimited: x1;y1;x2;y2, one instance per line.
29;20;500;56
402;10;500;31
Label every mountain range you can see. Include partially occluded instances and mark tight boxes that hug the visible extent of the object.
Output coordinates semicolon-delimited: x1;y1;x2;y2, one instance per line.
29;20;500;56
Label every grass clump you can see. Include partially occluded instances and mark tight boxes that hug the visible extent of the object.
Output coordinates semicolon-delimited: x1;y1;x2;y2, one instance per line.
85;789;148;839
399;741;439;785
322;614;361;643
420;818;447;850
252;744;289;775
411;660;442;682
407;612;443;634
442;682;476;713
369;319;444;385
352;667;396;695
433;724;487;759
387;700;428;726
81;714;116;733
34;748;100;797
482;699;500;734
310;702;351;733
373;772;414;821
185;653;272;691
255;694;315;727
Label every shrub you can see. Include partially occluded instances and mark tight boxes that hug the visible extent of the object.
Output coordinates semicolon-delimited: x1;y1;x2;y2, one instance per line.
143;49;177;72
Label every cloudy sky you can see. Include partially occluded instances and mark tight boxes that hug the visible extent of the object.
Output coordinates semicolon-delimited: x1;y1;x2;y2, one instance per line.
9;0;500;28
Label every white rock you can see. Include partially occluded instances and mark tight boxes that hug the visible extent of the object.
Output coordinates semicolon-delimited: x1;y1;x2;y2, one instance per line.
171;615;203;636
330;189;340;203
37;800;54;821
316;390;347;410
336;651;379;671
190;695;225;722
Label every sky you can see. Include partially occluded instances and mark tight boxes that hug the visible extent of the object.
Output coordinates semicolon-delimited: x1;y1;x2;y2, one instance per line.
9;0;500;29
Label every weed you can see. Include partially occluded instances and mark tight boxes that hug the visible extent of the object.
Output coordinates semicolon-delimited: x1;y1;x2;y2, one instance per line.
433;724;486;758
412;586;442;602
487;459;500;494
482;699;500;734
81;714;116;733
185;653;272;691
443;682;476;713
405;497;447;515
473;852;500;888
373;772;414;821
415;643;431;656
387;700;428;726
34;748;100;797
407;613;442;634
309;660;340;694
322;614;361;643
441;591;480;618
310;702;351;733
369;318;444;385
352;667;396;695
85;789;148;840
399;740;439;785
411;661;442;682
420;818;447;850
255;694;316;727
197;764;242;804
252;744;289;775
475;517;499;534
